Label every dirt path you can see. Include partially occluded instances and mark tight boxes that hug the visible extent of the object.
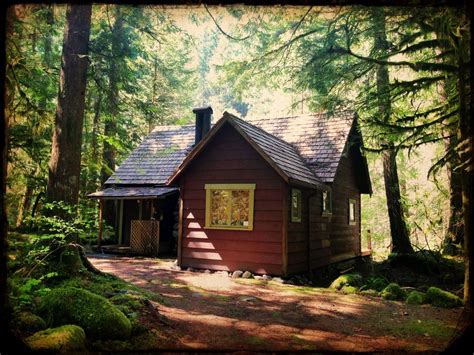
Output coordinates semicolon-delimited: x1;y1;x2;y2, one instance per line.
89;255;463;352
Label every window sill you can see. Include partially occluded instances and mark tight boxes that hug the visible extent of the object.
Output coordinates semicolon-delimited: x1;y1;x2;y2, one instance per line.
322;212;333;217
204;226;253;232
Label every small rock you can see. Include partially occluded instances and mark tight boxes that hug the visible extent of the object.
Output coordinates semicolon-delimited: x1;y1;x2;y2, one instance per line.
262;274;272;281
186;267;196;272
424;333;430;337
170;265;181;271
204;269;211;274
239;296;257;302
215;271;229;277
192;292;203;298
232;270;244;279
254;275;263;280
118;289;128;294
272;277;284;284
403;311;409;316
150;279;160;285
284;280;295;285
242;271;253;279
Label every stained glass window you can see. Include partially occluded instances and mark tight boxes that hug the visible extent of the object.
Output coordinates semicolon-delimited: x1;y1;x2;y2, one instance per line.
205;184;255;230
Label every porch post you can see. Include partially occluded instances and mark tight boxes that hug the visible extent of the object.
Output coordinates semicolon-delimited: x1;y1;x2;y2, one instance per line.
98;199;103;248
118;199;124;244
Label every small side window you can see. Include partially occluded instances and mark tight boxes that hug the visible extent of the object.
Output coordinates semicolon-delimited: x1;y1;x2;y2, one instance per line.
322;190;332;215
291;189;302;222
349;199;356;225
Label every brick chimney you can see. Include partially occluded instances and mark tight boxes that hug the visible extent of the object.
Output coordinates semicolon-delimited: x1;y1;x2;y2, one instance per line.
193;106;213;145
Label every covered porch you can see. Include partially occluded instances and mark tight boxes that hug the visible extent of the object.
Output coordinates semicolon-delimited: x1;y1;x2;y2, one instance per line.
88;186;179;257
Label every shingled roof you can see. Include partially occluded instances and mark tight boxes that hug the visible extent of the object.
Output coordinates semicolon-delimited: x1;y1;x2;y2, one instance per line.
247;111;356;182
104;110;358;188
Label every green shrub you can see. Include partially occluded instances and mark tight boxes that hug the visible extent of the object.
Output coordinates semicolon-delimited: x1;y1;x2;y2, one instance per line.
38;287;131;340
426;287;463;308
329;273;363;290
406;291;427;305
25;325;86;353
380;283;407;301
11;311;47;333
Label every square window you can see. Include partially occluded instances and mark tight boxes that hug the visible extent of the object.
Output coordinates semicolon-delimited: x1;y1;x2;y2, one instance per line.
291;189;302;222
205;184;255;230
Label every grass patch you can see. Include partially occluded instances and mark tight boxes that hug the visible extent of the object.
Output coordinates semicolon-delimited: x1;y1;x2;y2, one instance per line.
390;319;455;339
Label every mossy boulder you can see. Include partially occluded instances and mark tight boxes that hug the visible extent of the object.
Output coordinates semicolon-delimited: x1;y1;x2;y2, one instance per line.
380;283;407;301
360;289;380;297
12;311;47;333
426;287;463;308
365;277;388;292
340;285;358;294
406;290;427;305
25;325;86;353
39;287;131;340
329;273;363;290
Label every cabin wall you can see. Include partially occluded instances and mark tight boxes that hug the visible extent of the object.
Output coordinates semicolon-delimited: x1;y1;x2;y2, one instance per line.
180;124;285;275
329;150;361;261
287;149;362;274
287;188;331;275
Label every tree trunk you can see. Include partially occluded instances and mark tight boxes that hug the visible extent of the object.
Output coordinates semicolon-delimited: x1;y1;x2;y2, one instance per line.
382;148;413;253
458;61;473;309
101;8;123;185
373;7;413;254
46;4;92;205
442;133;464;255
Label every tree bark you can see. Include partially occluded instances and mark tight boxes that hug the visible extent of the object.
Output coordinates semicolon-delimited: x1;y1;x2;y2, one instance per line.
101;8;123;186
46;4;92;205
373;8;413;254
442;133;464;254
458;61;473;309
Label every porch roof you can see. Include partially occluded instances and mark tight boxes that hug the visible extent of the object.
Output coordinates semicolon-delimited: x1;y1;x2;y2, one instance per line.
88;186;178;199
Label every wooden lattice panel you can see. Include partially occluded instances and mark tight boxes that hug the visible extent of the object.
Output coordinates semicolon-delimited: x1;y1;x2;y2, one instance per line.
130;220;160;255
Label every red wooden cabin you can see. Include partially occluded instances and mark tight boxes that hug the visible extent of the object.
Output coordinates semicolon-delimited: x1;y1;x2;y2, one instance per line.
90;107;371;276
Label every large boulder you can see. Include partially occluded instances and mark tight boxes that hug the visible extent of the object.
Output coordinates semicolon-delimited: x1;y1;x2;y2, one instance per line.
25;325;86;353
39;287;131;340
329;273;363;290
426;287;463;308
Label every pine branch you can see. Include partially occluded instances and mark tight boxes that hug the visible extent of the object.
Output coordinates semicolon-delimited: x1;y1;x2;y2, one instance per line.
330;45;458;73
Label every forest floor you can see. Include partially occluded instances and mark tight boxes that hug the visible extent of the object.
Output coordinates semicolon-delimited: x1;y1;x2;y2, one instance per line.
89;254;463;352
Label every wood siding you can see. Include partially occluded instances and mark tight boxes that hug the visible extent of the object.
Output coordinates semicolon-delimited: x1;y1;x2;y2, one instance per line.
287;148;362;275
329;150;361;261
180;124;285;275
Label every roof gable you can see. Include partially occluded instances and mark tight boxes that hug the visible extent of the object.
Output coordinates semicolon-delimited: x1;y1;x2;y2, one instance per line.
168;112;327;190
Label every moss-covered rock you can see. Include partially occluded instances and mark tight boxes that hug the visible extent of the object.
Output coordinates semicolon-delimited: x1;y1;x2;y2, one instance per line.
426;287;463;308
406;290;427;305
365;277;388;292
25;325;86;353
329;273;363;290
12;311;47;333
380;283;407;301
360;289;380;297
340;285;358;294
39;287;131;340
